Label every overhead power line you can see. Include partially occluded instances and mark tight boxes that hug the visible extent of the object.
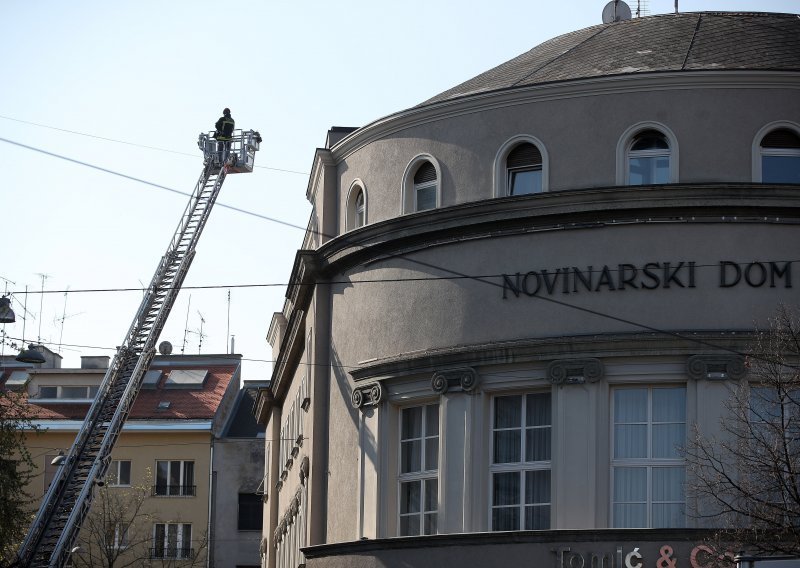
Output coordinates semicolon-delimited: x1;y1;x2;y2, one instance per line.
0;114;310;175
1;136;793;369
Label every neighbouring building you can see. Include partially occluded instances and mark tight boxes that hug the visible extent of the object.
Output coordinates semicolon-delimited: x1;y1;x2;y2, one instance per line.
1;349;265;567
254;9;800;568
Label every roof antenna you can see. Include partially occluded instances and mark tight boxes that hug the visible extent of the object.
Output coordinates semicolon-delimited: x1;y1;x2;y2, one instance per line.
181;294;192;354
36;273;51;343
602;0;631;23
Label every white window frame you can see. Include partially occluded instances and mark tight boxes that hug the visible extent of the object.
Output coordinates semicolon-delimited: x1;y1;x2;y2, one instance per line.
107;459;131;487
397;403;439;536
402;154;441;214
493;135;549;197
345;179;367;231
616;122;679;186
154;460;195;497
610;385;686;528
152;522;192;559
751;120;800;183
488;391;552;531
37;385;99;401
106;523;129;550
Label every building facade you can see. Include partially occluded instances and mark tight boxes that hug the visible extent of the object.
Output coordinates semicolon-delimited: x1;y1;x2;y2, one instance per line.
2;351;264;567
255;11;800;568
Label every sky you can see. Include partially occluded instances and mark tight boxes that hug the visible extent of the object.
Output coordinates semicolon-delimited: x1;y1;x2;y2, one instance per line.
1;0;796;382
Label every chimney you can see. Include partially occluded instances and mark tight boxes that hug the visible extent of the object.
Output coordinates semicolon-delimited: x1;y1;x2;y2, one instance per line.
81;356;110;369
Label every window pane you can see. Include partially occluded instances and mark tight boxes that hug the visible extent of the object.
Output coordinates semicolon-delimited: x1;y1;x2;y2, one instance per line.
423;513;437;535
525;470;550;505
401;440;422;473
509;169;542;195
614;467;647;502
156;461;168;493
119;461;131;485
400;515;420;536
425;438;438;471
525;427;550;462
763;155;800;184
400;481;421;514
495;396;522;428
425;405;439;437
652;503;685;528
183;461;194;487
492;507;519;531
169;461;180;487
629;156;670;185
424;479;438;513
494;430;521;463
615;424;647;458
402;407;422;439
652;467;685;501
614;503;647;528
493;472;520;507
526;394;551;427
652;423;685;458
525;505;550;530
62;386;88;399
615;389;647;422
652;388;686;422
416;184;436;211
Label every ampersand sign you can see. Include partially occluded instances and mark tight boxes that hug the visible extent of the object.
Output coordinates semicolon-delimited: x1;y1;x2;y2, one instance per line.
657;545;677;568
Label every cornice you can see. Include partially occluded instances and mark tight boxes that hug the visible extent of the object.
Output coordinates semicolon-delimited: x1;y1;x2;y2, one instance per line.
348;331;757;382
268;309;306;403
305;148;335;203
330;71;800;162
315;184;800;277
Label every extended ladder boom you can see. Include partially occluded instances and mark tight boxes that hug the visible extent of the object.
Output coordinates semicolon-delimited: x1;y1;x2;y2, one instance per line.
18;129;260;568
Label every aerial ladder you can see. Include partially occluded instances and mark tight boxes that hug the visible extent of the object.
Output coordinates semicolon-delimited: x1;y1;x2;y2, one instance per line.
16;128;262;568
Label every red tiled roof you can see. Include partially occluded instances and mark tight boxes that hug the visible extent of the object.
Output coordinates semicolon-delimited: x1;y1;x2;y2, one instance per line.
25;366;234;421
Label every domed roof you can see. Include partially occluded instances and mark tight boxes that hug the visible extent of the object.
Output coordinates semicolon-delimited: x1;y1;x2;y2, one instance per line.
421;12;800;106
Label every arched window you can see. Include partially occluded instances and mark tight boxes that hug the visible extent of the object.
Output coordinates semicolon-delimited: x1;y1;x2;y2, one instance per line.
507;143;543;195
627;129;671;185
760;128;800;184
345;181;367;231
413;161;438;212
493;136;549;197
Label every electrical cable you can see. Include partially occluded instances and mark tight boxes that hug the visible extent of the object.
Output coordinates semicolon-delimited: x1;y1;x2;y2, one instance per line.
0;137;795;369
0;114;310;175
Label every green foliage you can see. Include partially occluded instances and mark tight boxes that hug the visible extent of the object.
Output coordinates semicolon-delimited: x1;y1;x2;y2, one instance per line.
0;388;37;566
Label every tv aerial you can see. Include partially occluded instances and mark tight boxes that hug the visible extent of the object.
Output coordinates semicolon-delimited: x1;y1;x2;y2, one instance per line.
602;0;632;23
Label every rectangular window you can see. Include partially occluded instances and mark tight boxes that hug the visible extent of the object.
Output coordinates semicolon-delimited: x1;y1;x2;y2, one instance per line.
152;523;192;559
398;404;439;536
238;493;263;531
612;386;686;528
490;392;552;530
154;460;195;496
106;523;129;549
108;460;131;486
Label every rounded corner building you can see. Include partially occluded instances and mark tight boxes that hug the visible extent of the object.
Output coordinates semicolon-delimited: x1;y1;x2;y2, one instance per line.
255;10;800;568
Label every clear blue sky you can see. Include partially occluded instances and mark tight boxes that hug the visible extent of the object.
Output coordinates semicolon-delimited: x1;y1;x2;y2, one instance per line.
1;0;796;381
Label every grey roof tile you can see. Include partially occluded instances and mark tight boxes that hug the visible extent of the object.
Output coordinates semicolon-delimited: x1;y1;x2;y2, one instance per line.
420;12;800;107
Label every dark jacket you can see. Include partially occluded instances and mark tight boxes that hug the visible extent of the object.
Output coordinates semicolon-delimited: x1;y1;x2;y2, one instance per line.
215;114;235;140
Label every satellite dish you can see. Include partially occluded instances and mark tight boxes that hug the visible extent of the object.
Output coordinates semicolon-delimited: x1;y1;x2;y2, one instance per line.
158;341;173;355
602;0;632;23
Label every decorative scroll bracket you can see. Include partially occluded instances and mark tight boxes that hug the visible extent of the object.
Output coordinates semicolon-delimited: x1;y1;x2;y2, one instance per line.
687;355;746;381
431;367;480;394
547;358;604;385
351;382;385;409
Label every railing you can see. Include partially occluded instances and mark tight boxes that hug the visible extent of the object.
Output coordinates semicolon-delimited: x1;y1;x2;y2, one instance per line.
149;547;194;560
151;485;197;497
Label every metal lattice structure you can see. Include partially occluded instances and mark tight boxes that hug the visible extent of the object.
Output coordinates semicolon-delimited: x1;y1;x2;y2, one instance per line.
17;129;260;567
